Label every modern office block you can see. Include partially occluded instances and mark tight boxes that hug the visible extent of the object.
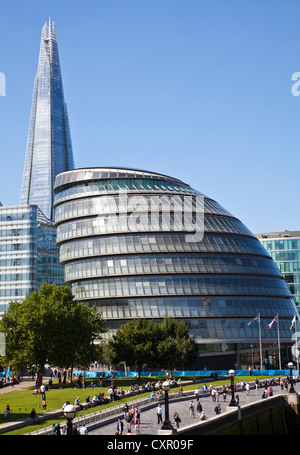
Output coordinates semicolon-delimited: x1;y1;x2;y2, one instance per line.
54;167;299;369
20;18;74;221
256;231;300;313
0;205;64;315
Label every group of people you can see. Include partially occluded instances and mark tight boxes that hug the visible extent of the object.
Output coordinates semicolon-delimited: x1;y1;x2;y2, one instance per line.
51;422;88;435
121;403;142;435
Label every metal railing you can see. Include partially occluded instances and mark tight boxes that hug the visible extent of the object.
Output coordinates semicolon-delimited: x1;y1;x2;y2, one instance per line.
26;390;186;435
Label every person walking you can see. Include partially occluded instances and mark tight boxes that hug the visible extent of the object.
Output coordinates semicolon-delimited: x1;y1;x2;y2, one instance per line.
42;399;47;412
156;404;163;424
189;400;195;419
116;418;124;435
80;424;88;435
246;383;250;396
40;383;46;400
196;400;203;418
134;412;140;434
125;411;133;433
174;412;181;429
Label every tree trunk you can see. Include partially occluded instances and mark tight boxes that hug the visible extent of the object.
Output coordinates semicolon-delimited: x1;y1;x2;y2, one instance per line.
37;368;44;387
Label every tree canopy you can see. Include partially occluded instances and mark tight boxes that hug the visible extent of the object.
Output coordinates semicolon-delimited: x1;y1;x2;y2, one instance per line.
110;317;198;377
0;283;107;384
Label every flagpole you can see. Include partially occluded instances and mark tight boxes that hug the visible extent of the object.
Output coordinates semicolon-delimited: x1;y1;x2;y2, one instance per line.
259;313;263;372
277;315;281;370
295;317;299;373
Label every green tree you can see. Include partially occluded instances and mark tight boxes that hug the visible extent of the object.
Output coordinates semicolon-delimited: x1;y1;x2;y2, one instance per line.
155;317;198;376
110;318;160;378
0;283;107;385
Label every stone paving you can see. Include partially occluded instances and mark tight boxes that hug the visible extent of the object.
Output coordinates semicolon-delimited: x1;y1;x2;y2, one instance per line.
88;379;299;435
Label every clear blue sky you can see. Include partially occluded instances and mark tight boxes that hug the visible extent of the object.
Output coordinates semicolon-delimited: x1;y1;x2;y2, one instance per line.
0;0;300;234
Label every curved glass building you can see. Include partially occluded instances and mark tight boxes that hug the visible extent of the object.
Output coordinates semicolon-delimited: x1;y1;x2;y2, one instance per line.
54;168;299;369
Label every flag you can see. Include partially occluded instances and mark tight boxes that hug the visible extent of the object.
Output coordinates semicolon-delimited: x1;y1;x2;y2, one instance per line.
290;315;296;330
248;314;260;326
268;314;278;329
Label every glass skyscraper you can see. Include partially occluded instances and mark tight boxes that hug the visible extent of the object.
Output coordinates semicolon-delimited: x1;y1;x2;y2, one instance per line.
0;205;64;315
20;18;74;221
256;231;300;313
54;167;299;369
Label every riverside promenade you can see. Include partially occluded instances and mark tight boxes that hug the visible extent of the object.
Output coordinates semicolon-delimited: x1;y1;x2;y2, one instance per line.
89;379;298;435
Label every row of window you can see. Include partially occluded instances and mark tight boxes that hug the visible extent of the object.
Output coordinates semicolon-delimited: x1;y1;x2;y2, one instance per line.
71;274;290;300
56;214;252;243
101;317;296;340
268;250;300;262
54;193;231;224
0;258;36;268
0;210;36;223
0;243;35;252
0;287;34;297
64;253;280;282
54;177;202;205
260;239;300;252
0;228;36;238
59;233;266;262
90;295;294;320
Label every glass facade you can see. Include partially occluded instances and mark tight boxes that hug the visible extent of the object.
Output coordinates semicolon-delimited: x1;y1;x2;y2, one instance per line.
20;18;74;221
0;205;64;315
54;168;300;369
257;231;300;312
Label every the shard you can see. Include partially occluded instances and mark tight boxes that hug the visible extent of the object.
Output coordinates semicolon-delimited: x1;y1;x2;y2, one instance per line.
20;18;74;221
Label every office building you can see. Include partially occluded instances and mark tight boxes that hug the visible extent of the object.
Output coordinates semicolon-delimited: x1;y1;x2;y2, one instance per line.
0;205;64;315
256;230;300;313
20;18;74;221
54;167;299;369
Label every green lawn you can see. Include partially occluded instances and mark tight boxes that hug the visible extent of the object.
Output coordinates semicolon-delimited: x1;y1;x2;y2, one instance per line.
0;375;280;435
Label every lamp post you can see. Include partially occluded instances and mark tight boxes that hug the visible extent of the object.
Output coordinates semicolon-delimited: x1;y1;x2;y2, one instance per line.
161;380;174;431
229;369;237;406
63;404;77;435
288;362;296;393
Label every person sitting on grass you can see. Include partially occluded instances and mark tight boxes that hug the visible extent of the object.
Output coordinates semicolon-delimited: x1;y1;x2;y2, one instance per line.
4;405;11;418
30;408;38;422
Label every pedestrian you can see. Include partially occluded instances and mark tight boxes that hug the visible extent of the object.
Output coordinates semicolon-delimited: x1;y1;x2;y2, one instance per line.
42;399;47;412
80;424;88;435
125;411;132;432
202;383;207;397
30;408;38;422
156;404;163;424
40;383;46;400
55;423;61;435
174;412;181;429
214;403;221;414
189;400;195;418
134;412;140;434
246;383;250;395
196;400;203;418
222;386;227;401
268;386;273;397
211;388;216;402
116;418;124;435
123;403;129;418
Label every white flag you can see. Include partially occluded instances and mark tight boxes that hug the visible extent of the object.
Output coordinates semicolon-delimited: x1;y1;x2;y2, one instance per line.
290;315;296;330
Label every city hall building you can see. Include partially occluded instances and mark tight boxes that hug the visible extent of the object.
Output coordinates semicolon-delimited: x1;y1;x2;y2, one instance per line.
54;167;299;369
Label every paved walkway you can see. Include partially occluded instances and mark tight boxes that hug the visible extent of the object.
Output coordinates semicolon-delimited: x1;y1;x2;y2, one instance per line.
0;377;35;394
88;380;299;435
